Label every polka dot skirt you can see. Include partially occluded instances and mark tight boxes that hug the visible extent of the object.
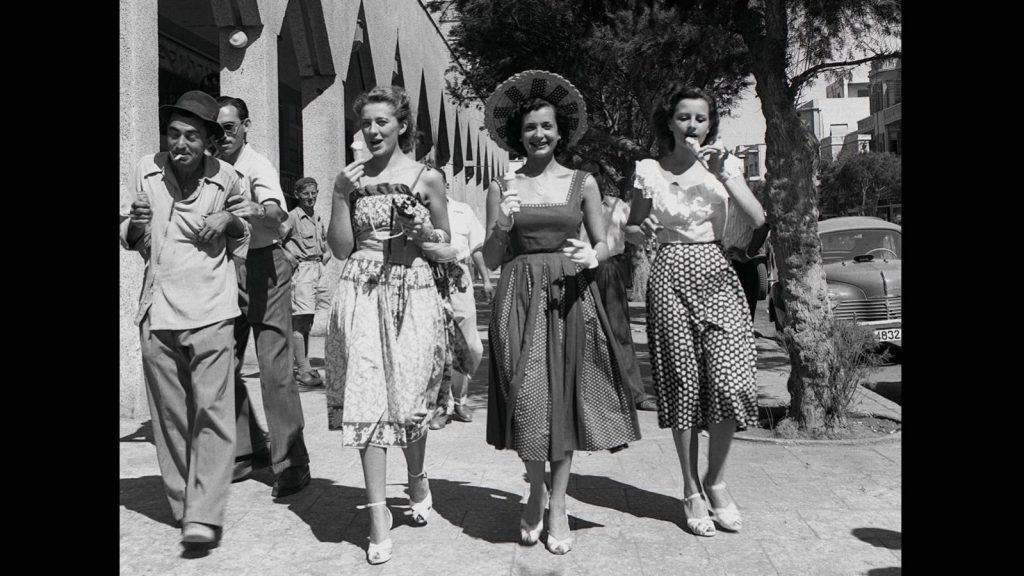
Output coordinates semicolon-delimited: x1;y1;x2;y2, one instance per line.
646;243;758;432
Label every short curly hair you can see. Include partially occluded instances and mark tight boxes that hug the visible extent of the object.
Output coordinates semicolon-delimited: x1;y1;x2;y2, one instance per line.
352;85;415;153
504;98;572;157
650;83;720;154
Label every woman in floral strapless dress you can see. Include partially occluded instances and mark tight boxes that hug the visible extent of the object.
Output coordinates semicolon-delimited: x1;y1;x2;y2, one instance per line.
324;85;454;565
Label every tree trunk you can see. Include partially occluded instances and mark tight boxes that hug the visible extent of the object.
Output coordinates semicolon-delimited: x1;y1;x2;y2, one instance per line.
739;0;833;431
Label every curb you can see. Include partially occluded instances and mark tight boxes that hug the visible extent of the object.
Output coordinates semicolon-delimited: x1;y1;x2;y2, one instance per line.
734;414;902;446
734;430;901;446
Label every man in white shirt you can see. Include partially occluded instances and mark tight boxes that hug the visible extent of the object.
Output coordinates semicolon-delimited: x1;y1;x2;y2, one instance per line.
721;198;771;325
430;171;491;429
216;96;311;498
590;191;658;411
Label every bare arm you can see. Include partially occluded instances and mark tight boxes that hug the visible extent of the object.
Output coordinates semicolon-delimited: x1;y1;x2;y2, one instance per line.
326;162;363;259
579;175;610;263
481;180;509;270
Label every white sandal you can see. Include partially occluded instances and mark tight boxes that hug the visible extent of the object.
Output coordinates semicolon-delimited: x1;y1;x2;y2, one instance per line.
408;470;433;525
683;493;716;537
544;511;573;555
519;484;549;545
356;501;393;564
706;483;742;532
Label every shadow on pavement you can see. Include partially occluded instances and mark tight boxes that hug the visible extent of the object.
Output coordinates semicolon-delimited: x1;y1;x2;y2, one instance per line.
567;473;685;530
120;420;155;444
867;569;901;575
852;528;901;549
426;478;529;543
281;478;371;547
120;475;178;528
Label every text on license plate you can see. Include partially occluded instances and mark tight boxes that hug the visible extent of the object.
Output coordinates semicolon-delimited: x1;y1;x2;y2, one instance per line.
875;328;901;342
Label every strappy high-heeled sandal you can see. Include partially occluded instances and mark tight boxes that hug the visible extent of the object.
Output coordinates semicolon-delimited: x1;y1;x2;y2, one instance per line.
705;482;742;532
682;493;716;537
519;484;549;545
407;470;433;525
356;501;393;564
544;511;573;555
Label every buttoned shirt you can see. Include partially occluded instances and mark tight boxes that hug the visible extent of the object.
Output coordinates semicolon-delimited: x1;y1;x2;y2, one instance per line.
446;197;485;262
230;144;287;249
119;152;250;330
721;198;756;250
282;207;328;260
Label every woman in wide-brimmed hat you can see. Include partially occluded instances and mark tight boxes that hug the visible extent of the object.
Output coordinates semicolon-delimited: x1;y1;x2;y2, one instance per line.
625;83;764;537
481;70;641;556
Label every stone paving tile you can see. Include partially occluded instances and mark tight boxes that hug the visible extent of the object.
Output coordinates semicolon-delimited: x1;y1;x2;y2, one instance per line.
798;510;901;541
729;478;853;512
630;540;717;576
759;539;901;576
698;535;782;575
827;480;901;511
735;509;818;540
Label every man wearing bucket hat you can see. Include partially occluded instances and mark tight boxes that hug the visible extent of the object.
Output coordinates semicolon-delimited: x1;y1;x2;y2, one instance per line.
215;96;312;498
120;90;250;549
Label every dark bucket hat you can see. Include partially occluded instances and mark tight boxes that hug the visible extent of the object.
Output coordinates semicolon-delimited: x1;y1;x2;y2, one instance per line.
159;90;225;140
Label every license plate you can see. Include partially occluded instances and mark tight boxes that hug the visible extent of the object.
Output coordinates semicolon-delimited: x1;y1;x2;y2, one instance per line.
875;328;901;342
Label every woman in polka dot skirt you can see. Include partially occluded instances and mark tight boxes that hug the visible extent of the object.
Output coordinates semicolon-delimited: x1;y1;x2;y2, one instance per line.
480;71;641;555
625;84;765;537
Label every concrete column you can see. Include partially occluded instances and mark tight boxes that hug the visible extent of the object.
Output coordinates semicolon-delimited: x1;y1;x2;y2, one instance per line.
119;0;159;418
220;26;280;168
302;79;345;337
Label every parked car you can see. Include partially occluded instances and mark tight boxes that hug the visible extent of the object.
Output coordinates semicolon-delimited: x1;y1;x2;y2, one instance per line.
768;216;901;345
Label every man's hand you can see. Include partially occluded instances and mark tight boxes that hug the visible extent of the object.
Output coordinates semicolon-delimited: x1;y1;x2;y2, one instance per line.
130;200;152;226
225;195;267;220
197;211;234;243
482;280;495;303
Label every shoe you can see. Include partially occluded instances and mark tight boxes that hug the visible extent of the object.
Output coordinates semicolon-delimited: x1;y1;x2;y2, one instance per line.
705;482;742;532
636;398;658;411
181;522;221;550
682;492;716;537
428;412;449;430
272;464;311;498
451;404;473;423
295;370;324;388
232;444;272;482
544;512;573;555
357;501;393;565
519;484;549;545
407;470;433;524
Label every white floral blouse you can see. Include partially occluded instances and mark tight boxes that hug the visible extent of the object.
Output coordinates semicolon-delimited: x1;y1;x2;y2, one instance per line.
632;156;743;244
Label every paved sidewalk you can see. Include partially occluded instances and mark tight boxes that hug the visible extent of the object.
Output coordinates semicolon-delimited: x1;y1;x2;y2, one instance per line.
120;287;901;576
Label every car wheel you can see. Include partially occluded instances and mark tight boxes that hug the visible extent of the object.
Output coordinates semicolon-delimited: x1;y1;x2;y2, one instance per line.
755;262;769;300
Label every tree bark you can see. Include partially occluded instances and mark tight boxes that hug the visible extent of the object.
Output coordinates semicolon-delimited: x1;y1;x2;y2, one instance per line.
737;0;833;431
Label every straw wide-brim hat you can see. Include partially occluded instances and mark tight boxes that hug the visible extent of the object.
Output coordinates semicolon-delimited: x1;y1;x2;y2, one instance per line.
484;70;588;155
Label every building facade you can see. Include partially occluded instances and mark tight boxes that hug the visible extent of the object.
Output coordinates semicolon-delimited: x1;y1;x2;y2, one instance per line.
120;0;508;416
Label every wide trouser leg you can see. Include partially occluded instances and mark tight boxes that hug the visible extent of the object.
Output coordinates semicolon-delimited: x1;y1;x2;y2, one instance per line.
595;259;653;404
140;318;190;523
233;259;267;464
179;320;237;526
141;318;236;527
730;259;760;322
250;246;309;474
450;270;483;405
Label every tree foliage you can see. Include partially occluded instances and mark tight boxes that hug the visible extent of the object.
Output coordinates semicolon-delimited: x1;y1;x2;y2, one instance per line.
440;0;752;194
818;152;901;217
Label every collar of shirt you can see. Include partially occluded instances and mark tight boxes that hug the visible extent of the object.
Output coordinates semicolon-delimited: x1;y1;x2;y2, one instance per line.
144;152;231;197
